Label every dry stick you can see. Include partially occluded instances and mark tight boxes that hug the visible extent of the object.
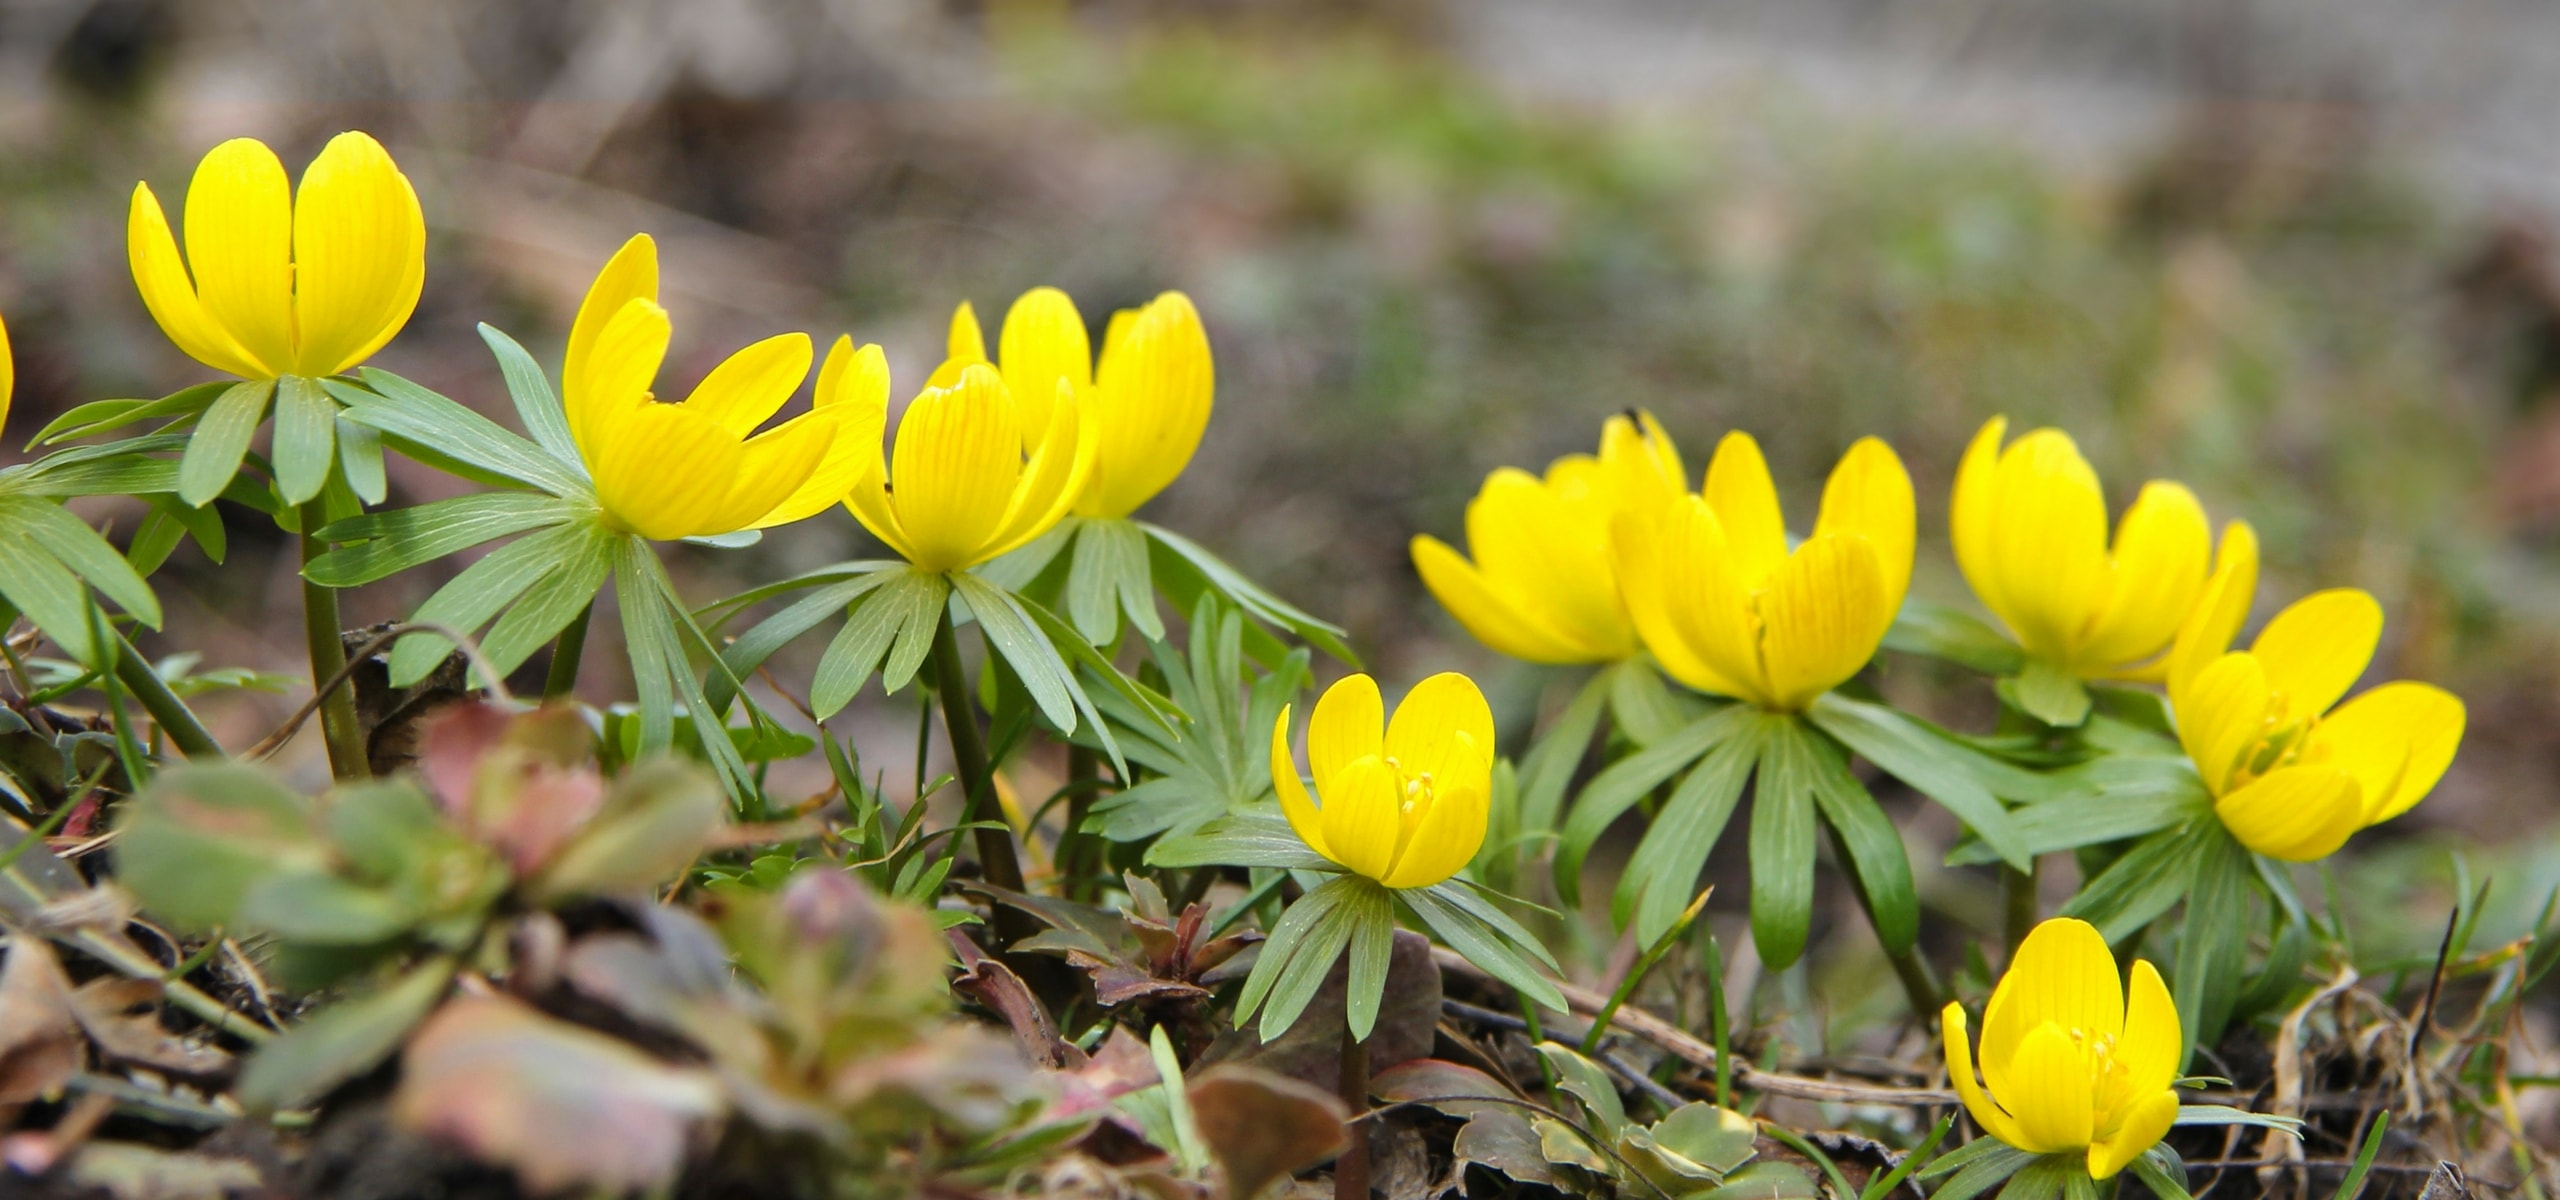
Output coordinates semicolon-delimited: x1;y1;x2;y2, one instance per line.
2259;964;2364;1195
1432;946;1958;1107
247;622;515;761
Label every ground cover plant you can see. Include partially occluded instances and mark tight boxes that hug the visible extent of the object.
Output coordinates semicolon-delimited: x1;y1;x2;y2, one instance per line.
0;94;2551;1200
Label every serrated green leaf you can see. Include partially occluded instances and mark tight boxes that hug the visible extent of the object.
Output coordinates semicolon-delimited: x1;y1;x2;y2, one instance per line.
477;323;581;468
271;375;338;506
178;379;274;507
307;492;579;587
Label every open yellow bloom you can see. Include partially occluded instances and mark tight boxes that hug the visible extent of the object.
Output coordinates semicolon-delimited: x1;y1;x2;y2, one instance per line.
0;311;13;435
564;234;873;541
2165;534;2466;861
1612;433;1914;712
1272;673;1494;889
842;323;1093;574
1411;411;1687;664
1953;418;2221;679
931;288;1213;519
1943;918;2182;1181
129;133;424;380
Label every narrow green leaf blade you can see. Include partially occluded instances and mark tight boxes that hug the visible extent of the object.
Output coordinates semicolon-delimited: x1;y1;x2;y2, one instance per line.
307;492;577;587
271;375;338;506
178;380;274;507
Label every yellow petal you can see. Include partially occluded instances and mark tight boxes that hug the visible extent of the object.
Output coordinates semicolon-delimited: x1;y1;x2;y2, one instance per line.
1309;674;1385;789
2078;481;2211;672
2316;682;2464;825
1985;429;2109;662
2169;521;2260;695
2213;764;2363;861
1657;496;1774;703
1812;436;1915;616
979;381;1093;562
128;183;271;379
755;337;889;528
182;138;296;375
289;131;425;376
1385;672;1495;789
2005;1023;2098;1154
679;332;813;438
717;410;837;534
926;300;990;390
887;364;1023;572
1610;507;1745;696
1951;417;2011;619
1466;469;1627;658
1270;704;1330;860
2173;652;2272;796
591;403;741;541
1078;291;1212;518
1981;918;2124;1105
1319;755;1403;882
1941;1003;2028;1149
0;311;12;436
570;298;672;463
564;236;661;446
1703;432;1788;589
997;286;1090;445
2250;589;2382;720
1381;778;1487;889
2116;960;2181;1095
1412;535;1602;664
1756;533;1890;711
1597;409;1688;516
2089;1089;2178;1181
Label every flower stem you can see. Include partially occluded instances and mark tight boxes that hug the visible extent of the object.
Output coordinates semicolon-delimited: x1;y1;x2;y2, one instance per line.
929;604;1025;896
1882;940;1945;1022
110;629;221;759
1336;1022;1371;1200
1061;744;1098;900
299;501;366;781
544;601;592;702
2002;854;2043;961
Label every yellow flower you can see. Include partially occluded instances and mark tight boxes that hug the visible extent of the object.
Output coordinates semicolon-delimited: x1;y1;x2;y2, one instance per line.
129;133;424;380
1411;411;1687;664
0;310;13;436
931;287;1214;519
1952;418;2225;679
841;312;1093;574
1271;672;1494;889
1942;917;2182;1181
563;234;874;541
2165;531;2466;861
1612;433;1914;712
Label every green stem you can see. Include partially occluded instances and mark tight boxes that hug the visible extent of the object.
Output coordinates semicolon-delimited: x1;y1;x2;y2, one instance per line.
544;601;593;702
298;501;366;781
1336;1023;1371;1200
2002;854;2043;961
930;605;1025;896
1882;940;1946;1022
111;630;221;759
1061;744;1099;900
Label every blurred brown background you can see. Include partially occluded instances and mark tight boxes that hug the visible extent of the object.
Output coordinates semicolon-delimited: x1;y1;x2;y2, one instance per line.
4;0;2559;964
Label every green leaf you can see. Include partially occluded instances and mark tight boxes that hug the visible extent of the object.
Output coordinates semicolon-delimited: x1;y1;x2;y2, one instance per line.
477;323;582;468
307;492;580;587
32;382;226;446
1403;882;1567;1013
1235;873;1357;1037
703;569;900;714
2129;1148;2194;1200
1609;657;1701;745
950;572;1077;734
2173;827;2253;1067
1515;667;1613;836
2061;822;2210;941
1747;720;1818;970
238;873;418;945
237;957;456;1110
0;535;111;662
178;379;274;507
1533;1042;1626;1132
1884;597;2025;674
1342;879;1396;1041
19;434;191;499
811;569;946;719
2009;657;2093;727
1148;811;1335;871
387;521;597;686
335;413;387;505
612;540;678;754
1615;715;1767;945
1793;723;1918;953
111;764;328;930
474;527;616;679
1012;586;1184;746
335;371;588;497
0;496;163;626
1945;776;2202;866
1555;703;1750;907
1921;1146;2038;1200
271;375;339;506
1806;693;2034;871
1144;522;1358;666
972;521;1073;592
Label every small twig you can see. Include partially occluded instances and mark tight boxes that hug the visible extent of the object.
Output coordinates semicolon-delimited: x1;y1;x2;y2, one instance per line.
246;621;513;761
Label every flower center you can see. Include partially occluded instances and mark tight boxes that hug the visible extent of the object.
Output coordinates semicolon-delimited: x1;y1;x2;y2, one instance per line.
2225;691;2326;792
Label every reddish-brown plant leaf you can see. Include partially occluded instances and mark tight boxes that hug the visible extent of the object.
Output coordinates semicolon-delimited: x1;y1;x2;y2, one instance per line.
1186;1065;1348;1200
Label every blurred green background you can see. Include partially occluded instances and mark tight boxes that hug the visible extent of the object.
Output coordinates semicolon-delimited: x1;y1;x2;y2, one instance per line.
3;0;2557;971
